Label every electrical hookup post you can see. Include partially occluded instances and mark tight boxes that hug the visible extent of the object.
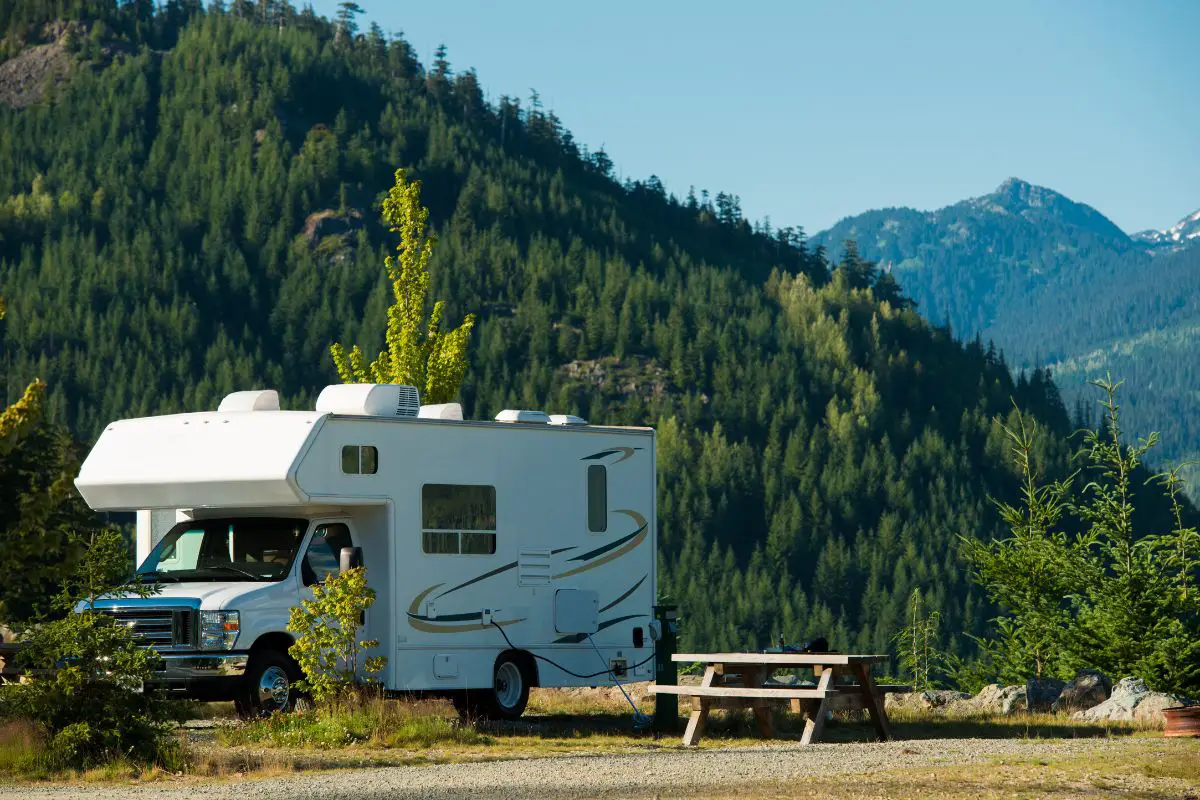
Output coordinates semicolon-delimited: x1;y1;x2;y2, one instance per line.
651;603;679;733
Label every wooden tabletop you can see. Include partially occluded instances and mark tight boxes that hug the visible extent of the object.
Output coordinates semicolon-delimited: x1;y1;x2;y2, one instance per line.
673;652;889;666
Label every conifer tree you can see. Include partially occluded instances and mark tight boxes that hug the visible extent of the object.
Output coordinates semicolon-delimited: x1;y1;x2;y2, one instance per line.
330;169;475;404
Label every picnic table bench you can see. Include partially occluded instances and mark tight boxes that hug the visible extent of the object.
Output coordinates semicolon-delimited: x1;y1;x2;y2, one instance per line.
648;652;901;746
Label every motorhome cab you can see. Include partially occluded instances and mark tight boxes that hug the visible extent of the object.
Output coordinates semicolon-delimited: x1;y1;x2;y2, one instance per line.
73;384;656;718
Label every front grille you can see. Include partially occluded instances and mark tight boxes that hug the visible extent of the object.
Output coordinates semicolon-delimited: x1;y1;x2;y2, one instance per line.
99;608;195;650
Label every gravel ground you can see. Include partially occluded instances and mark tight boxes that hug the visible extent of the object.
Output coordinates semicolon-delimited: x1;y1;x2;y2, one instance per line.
0;737;1159;800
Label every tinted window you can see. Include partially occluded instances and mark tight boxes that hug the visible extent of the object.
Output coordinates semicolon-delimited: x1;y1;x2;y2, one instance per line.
588;465;607;532
341;445;359;474
303;523;354;585
341;445;378;475
422;485;497;555
422;485;496;531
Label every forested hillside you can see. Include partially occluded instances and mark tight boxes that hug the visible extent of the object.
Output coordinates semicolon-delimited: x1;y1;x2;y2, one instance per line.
0;2;1171;657
813;181;1200;493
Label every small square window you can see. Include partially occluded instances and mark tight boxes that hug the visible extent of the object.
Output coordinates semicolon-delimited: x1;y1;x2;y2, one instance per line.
341;445;359;474
341;445;379;475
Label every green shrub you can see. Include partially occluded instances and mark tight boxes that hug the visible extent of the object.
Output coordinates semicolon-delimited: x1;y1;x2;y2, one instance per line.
0;529;185;771
287;566;386;703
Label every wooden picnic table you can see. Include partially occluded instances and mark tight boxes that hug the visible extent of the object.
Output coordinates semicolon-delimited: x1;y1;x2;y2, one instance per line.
648;652;895;746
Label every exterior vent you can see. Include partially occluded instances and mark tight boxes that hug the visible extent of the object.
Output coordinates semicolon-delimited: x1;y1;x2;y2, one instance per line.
548;414;588;426
495;409;549;424
217;389;280;412
316;384;421;418
417;403;464;421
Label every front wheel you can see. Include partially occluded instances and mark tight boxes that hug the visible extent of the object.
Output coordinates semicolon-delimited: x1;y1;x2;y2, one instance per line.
235;650;301;718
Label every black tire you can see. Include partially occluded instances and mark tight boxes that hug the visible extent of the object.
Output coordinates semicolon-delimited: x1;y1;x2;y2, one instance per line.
475;653;531;721
235;649;301;718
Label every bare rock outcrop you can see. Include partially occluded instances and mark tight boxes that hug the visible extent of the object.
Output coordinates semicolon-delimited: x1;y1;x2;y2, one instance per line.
1052;670;1111;714
1071;677;1195;725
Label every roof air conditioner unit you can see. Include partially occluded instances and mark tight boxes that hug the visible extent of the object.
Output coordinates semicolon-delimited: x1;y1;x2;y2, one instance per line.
494;409;549;424
548;414;588;426
417;403;464;421
315;384;421;418
217;389;280;412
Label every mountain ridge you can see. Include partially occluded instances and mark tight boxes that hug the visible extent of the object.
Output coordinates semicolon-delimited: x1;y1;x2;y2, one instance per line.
812;180;1200;493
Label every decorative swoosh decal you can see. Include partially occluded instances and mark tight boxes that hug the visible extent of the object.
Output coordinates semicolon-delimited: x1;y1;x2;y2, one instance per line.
433;560;518;600
554;510;647;579
580;447;642;464
553;614;648;644
406;582;525;634
601;575;647;613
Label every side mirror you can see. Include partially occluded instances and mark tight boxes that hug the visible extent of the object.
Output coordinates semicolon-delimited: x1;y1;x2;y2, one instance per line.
339;546;364;574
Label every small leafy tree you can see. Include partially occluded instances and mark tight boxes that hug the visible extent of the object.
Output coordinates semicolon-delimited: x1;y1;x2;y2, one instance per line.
330;168;475;404
892;588;942;692
0;529;182;771
288;566;386;703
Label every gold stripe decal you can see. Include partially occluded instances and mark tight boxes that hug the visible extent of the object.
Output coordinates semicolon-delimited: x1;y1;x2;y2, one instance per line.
406;582;525;634
553;509;647;580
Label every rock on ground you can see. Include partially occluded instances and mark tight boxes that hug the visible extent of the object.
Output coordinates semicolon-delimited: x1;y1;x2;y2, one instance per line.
1072;676;1195;725
1026;677;1066;712
947;683;1027;715
1053;670;1111;714
884;689;969;713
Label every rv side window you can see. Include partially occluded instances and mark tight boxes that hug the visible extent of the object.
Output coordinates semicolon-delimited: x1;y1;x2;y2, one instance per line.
421;484;497;555
341;445;378;475
587;465;607;532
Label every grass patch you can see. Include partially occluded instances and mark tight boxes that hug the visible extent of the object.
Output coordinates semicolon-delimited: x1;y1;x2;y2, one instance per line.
0;718;47;775
218;694;490;750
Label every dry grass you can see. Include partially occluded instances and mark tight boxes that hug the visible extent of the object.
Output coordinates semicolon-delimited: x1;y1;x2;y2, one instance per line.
0;718;46;773
217;694;489;750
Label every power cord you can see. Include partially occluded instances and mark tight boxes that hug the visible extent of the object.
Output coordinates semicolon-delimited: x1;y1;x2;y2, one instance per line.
489;619;656;678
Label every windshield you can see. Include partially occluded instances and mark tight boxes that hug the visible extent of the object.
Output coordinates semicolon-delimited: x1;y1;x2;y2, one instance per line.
138;517;308;582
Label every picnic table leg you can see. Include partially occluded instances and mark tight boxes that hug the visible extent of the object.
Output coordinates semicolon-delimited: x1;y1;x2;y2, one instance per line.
740;665;774;739
799;667;834;745
682;665;718;747
853;663;893;742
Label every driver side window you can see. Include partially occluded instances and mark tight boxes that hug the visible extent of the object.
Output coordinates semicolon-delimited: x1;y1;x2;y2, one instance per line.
302;523;353;586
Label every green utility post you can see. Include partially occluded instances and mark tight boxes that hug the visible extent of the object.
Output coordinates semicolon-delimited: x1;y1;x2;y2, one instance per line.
652;603;679;733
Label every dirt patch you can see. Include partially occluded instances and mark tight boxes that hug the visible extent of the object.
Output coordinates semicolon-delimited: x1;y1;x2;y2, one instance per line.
0;41;71;108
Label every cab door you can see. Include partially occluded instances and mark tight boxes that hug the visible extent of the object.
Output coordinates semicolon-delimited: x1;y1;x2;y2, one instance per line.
298;520;358;588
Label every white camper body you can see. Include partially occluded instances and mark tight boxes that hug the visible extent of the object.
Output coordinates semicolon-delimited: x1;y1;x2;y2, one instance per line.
74;386;656;717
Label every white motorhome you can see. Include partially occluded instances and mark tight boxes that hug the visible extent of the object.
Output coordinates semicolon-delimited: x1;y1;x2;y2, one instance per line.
73;384;656;718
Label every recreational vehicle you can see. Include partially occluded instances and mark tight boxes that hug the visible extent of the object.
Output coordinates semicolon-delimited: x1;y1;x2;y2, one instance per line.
73;384;657;718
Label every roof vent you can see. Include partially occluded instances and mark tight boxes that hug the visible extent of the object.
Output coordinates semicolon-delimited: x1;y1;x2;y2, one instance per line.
495;409;549;424
316;384;421;418
548;414;588;426
418;403;464;421
218;389;280;412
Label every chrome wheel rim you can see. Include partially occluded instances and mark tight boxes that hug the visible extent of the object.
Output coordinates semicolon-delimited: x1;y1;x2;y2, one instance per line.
258;665;291;712
494;661;522;710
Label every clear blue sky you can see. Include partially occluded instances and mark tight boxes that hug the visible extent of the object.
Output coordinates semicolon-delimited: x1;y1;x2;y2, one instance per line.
312;0;1199;235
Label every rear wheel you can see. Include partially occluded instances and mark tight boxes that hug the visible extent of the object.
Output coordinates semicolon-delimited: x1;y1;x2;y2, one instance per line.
235;649;301;718
468;653;531;720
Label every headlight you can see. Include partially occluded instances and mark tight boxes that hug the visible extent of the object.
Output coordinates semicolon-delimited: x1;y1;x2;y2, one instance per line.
200;610;240;651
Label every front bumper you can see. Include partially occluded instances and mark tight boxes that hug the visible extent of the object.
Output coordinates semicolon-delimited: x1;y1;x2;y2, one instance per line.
148;653;249;700
157;652;249;680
